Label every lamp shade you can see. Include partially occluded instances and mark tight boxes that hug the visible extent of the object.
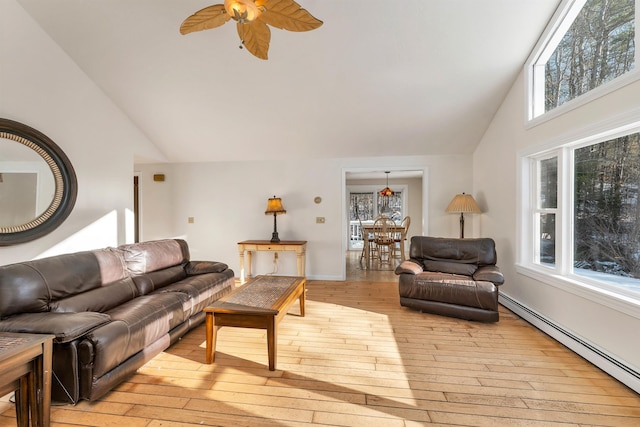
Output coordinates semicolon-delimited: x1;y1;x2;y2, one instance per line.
379;187;394;197
265;196;286;215
445;193;481;214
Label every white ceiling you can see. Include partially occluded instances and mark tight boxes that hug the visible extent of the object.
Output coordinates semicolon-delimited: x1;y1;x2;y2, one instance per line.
17;0;560;163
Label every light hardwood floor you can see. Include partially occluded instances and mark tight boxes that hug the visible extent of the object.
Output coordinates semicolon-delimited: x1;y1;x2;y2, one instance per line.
2;253;639;426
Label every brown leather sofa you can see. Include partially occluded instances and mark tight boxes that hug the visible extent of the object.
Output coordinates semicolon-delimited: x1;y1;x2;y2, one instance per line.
0;239;235;404
395;236;504;322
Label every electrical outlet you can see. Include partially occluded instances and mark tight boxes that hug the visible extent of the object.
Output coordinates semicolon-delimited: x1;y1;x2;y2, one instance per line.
316;217;325;224
188;217;194;224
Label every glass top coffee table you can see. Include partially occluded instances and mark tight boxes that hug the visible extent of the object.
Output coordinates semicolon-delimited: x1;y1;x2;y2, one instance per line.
204;275;306;371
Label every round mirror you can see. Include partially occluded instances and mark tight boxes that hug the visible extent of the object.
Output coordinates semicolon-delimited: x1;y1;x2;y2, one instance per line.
0;118;77;245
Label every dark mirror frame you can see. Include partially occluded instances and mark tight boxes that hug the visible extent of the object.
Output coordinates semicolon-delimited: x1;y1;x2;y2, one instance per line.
0;118;77;246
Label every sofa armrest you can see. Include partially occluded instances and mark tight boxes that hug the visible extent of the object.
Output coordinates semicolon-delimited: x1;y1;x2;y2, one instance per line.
473;265;504;285
185;261;229;276
0;312;111;343
395;260;424;275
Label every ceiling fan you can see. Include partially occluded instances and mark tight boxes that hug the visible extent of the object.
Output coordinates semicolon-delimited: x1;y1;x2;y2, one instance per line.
180;0;323;60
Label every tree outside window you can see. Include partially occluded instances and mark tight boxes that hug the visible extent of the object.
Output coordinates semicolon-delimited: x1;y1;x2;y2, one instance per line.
574;133;640;280
528;0;636;119
545;0;635;112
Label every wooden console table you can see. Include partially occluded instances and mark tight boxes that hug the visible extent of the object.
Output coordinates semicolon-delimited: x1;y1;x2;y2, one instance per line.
237;240;307;284
0;332;54;427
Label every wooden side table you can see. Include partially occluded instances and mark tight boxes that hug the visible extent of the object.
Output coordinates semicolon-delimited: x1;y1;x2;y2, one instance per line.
0;332;54;427
237;240;307;283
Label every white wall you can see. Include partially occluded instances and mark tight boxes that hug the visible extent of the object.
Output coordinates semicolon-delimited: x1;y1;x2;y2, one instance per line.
473;69;640;380
135;154;474;280
1;0;477;278
0;0;165;265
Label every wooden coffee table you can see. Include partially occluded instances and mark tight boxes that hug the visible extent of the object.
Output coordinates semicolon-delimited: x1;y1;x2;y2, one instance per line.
204;275;305;371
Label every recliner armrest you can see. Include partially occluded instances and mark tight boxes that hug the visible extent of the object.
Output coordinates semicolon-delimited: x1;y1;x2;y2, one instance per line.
473;265;504;285
395;260;424;275
0;312;111;343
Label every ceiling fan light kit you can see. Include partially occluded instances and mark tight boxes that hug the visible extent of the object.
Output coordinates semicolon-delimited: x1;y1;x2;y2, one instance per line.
180;0;322;60
224;0;263;23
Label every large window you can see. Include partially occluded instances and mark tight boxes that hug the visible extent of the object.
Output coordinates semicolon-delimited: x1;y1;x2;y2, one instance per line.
527;0;637;121
522;126;640;300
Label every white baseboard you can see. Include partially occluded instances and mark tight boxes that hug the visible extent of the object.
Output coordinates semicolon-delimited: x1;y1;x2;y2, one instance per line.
499;293;640;394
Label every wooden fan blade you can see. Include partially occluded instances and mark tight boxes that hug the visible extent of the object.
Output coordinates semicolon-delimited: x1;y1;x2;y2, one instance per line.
238;20;271;60
260;0;323;32
180;4;230;35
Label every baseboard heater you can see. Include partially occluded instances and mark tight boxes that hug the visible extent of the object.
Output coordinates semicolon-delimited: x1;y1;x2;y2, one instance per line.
499;293;640;394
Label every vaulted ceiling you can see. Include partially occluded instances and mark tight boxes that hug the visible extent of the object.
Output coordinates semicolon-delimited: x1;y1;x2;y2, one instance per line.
17;0;560;163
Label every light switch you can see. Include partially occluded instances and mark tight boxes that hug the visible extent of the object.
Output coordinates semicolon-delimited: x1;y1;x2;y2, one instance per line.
316;217;325;224
188;217;194;224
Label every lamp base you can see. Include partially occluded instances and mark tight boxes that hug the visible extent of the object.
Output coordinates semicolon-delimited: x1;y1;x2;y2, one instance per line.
270;213;281;242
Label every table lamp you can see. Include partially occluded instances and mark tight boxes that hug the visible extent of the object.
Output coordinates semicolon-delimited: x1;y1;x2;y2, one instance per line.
265;196;286;242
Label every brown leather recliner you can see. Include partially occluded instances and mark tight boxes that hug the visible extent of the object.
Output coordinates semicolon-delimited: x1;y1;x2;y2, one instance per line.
395;236;504;322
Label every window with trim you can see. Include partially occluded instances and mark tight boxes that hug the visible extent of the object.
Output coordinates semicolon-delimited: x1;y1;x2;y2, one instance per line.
523;127;640;299
527;0;636;120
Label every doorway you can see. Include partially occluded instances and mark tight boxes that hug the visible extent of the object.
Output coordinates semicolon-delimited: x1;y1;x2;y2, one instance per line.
342;168;428;280
133;175;140;243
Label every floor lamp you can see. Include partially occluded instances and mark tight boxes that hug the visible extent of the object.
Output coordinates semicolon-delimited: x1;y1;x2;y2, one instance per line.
445;193;481;238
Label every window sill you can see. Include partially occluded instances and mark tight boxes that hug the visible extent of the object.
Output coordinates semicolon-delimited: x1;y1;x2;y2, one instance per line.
515;264;640;319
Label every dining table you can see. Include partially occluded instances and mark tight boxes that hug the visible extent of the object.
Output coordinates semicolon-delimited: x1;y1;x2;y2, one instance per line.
361;223;406;268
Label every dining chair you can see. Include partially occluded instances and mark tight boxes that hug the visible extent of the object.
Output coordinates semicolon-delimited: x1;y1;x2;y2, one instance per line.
372;216;396;265
358;217;375;266
394;216;411;261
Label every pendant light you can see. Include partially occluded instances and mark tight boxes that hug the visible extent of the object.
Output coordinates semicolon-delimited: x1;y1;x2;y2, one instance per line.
379;171;394;197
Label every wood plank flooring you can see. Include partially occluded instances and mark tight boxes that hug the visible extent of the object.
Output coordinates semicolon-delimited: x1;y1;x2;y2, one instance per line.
2;256;640;426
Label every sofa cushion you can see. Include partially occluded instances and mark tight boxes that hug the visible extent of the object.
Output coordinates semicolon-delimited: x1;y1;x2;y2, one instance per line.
409;236;497;265
92;248;128;284
49;278;139;313
120;239;188;275
87;292;189;378
131;265;187;295
0;312;111;343
424;260;478;276
399;272;498;311
153;269;235;317
0;252;105;318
